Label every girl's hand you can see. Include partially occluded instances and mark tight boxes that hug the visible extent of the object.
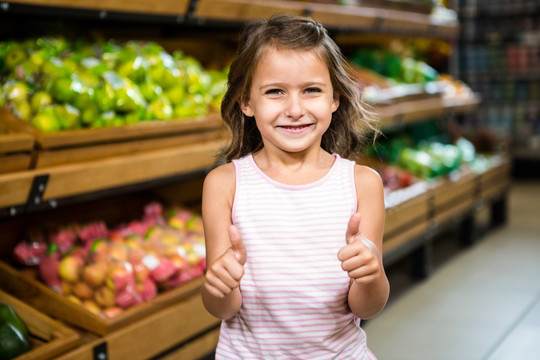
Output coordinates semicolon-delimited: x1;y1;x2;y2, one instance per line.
204;225;247;298
337;213;382;285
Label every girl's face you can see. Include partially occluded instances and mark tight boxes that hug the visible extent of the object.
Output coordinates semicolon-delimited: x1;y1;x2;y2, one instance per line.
241;47;339;155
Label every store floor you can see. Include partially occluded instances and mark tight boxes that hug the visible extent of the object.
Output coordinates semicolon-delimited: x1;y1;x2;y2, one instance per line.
363;180;540;360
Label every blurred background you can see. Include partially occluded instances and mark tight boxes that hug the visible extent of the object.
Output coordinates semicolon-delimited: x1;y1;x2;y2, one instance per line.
0;1;538;359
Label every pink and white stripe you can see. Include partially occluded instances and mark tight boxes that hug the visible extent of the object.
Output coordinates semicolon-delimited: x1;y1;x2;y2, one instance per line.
215;154;376;359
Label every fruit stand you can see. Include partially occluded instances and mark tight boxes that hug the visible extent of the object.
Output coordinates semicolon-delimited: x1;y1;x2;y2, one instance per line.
0;1;511;359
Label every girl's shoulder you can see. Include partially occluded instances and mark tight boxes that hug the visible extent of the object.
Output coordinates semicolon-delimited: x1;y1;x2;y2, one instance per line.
353;163;383;192
203;162;236;195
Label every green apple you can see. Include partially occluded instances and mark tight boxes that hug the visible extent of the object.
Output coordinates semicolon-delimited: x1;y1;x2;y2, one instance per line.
93;83;115;112
139;80;163;102
81;103;99;126
4;81;29;103
30;91;53;113
4;47;27;70
147;97;173;120
32;107;61;133
57;104;81;130
12;100;32;121
165;85;185;106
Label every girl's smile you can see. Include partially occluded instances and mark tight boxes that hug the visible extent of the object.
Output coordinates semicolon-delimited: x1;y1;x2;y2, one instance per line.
277;123;314;134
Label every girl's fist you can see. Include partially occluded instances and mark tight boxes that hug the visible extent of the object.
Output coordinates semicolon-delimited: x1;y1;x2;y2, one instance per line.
204;225;247;298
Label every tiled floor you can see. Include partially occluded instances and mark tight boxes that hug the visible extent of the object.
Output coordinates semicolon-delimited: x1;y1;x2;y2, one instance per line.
363;180;540;360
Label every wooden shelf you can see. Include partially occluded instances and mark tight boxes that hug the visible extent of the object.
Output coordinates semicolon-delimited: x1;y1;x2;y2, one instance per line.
0;138;224;211
10;0;191;15
194;0;459;39
378;95;480;128
381;157;511;265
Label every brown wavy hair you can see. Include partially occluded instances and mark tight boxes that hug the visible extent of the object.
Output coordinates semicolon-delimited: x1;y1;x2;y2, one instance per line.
219;14;378;162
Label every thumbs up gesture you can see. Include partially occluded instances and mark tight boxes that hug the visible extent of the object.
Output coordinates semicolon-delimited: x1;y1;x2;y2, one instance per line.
204;225;247;298
337;213;382;285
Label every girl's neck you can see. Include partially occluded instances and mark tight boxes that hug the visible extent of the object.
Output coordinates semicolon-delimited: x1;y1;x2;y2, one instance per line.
252;148;335;185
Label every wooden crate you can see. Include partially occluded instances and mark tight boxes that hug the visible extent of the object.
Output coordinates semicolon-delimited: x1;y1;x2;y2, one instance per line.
480;158;511;201
55;292;220;360
0;107;224;150
1;107;225;169
0;116;35;174
0;289;79;360
384;188;431;238
432;169;477;211
0;262;209;336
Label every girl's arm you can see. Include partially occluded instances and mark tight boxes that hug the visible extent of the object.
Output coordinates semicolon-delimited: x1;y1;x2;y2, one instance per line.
200;163;245;320
338;165;389;320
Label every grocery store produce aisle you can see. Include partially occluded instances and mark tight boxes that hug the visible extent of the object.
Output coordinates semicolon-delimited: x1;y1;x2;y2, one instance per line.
363;180;540;360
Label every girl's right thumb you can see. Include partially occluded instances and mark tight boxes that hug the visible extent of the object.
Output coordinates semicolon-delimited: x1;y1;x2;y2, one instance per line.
229;225;247;265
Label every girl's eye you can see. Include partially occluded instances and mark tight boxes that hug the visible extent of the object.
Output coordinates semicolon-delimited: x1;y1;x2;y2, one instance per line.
265;89;283;95
305;87;321;94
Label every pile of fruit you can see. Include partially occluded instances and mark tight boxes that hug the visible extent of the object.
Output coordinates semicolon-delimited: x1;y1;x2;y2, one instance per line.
12;202;206;319
0;304;31;359
369;135;477;179
350;48;439;85
0;37;228;132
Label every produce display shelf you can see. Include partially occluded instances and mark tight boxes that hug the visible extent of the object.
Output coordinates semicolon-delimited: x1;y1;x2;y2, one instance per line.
0;289;79;360
0;138;224;212
381;158;511;265
194;0;459;38
0;262;220;360
0;262;213;336
378;95;480;128
8;0;191;16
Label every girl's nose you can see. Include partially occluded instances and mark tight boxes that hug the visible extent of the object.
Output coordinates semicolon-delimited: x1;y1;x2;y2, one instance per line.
284;94;304;119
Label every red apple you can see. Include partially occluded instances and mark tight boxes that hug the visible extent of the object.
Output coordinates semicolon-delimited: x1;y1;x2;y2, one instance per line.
105;264;133;293
115;289;141;309
137;277;157;302
39;255;61;292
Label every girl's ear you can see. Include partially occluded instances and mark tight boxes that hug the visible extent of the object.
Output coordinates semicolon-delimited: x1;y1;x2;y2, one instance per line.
240;101;254;117
332;93;340;113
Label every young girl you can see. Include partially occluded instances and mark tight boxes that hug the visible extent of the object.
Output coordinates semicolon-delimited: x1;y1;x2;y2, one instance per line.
201;14;389;359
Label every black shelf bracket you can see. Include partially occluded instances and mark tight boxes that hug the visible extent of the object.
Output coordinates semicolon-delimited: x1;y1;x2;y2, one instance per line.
93;342;108;360
24;174;50;213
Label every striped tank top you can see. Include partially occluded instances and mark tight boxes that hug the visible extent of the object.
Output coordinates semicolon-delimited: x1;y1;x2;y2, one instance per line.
216;153;376;359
